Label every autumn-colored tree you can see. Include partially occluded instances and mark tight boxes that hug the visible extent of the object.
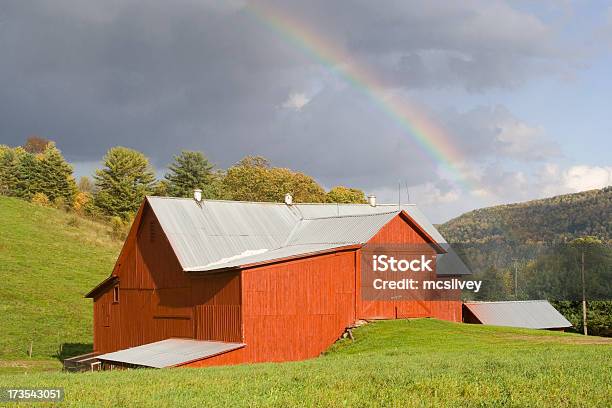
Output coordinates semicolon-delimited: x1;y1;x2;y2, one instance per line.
222;156;326;203
94;147;156;219
23;136;51;154
326;186;367;204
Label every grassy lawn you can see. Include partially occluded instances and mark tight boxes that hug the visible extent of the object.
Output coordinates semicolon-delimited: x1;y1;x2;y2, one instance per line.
0;319;610;407
0;196;121;363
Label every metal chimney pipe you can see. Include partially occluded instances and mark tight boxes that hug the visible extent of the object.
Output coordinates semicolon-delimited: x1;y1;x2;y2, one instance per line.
367;195;376;207
193;189;202;203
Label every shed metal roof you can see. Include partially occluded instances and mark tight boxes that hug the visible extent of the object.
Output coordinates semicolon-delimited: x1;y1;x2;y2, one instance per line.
463;300;572;329
147;197;449;272
96;338;244;368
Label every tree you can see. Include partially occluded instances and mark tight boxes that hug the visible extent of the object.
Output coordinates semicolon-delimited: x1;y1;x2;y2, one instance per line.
222;156;326;203
13;148;39;199
472;266;511;301
23;136;51;154
571;236;605;335
78;176;94;194
164;151;214;198
0;145;19;195
36;143;77;204
94;147;156;219
152;179;170;197
326;186;367;204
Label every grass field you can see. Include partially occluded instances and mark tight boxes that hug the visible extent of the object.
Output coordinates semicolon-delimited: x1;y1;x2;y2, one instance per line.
0;319;610;407
0;196;121;363
0;196;610;406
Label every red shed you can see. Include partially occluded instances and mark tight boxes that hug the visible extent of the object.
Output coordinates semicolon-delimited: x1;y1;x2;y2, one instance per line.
85;196;466;368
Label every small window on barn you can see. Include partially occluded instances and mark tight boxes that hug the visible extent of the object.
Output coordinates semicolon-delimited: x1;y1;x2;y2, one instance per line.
149;221;156;243
113;286;119;303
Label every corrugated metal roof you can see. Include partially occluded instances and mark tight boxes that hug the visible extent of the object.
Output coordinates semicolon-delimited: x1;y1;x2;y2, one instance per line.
287;212;398;245
148;197;298;271
147;197;449;272
290;203;446;243
96;338;244;368
463;300;572;329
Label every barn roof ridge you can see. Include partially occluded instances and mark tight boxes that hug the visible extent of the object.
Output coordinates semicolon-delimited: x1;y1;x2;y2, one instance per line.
300;210;400;220
145;196;447;272
145;195;418;207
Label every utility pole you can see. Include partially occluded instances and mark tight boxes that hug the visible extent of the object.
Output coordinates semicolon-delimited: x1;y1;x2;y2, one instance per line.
581;249;587;336
514;260;518;298
511;257;518;298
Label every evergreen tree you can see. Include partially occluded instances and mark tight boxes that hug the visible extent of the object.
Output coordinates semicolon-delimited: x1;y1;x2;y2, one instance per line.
13;148;39;199
164;151;214;198
36;143;77;204
0;146;19;195
94;147;156;219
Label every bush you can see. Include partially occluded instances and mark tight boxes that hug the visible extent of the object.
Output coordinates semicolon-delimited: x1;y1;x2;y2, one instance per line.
52;196;68;211
73;191;92;215
109;216;130;241
31;192;49;206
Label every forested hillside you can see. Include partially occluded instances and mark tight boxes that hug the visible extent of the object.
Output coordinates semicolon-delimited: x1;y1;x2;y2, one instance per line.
439;187;612;335
440;187;611;245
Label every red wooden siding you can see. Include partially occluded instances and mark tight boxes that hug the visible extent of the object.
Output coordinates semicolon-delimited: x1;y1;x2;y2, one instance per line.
357;214;462;322
239;250;356;363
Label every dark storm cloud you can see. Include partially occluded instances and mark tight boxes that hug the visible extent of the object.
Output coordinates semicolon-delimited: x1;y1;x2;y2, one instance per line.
0;0;570;190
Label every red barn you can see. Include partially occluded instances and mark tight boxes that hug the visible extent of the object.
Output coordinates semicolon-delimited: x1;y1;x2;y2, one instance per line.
85;195;465;368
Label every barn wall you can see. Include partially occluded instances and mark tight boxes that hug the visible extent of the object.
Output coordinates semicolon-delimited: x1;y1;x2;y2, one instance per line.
237;250;356;363
358;214;462;322
192;272;242;343
92;287;121;354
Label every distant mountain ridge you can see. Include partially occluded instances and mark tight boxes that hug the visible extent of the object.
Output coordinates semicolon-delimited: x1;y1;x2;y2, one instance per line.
439;186;612;246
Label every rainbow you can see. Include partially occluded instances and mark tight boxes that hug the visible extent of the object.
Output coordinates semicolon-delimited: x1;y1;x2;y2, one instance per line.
246;1;470;190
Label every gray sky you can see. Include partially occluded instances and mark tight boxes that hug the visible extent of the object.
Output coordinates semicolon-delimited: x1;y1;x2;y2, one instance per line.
1;0;611;223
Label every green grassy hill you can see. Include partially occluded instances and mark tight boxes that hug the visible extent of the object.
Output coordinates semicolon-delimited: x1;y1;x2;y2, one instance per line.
0;319;610;407
0;196;121;369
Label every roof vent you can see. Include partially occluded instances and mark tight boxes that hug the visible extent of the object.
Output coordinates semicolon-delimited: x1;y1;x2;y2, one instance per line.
284;193;293;205
367;195;376;207
193;189;202;203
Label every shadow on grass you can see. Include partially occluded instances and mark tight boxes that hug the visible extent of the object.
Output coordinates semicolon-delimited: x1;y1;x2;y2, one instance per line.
54;343;93;361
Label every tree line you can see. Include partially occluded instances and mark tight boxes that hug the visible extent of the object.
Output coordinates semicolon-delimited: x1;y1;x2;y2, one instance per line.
0;136;368;223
